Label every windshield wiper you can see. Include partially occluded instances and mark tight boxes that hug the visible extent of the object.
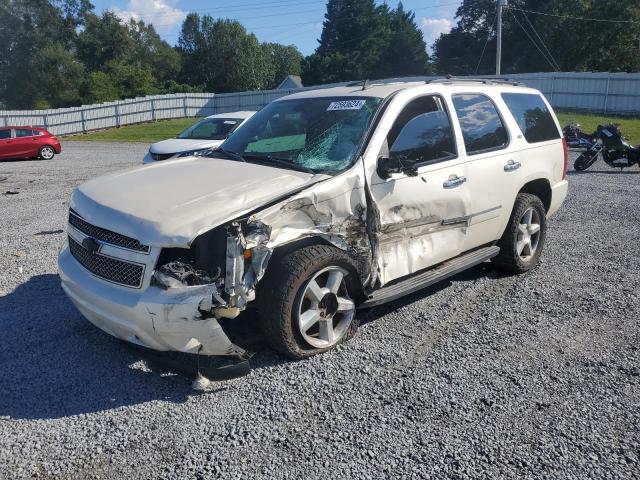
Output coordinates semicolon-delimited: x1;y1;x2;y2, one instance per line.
209;147;246;162
242;154;316;174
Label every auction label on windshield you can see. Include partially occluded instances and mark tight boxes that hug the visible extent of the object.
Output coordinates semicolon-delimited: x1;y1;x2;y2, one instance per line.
327;100;367;111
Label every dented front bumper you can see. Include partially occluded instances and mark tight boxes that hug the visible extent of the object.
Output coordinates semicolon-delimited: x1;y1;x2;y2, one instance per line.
58;246;246;357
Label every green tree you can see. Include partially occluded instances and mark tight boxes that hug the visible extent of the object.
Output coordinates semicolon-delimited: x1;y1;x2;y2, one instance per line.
81;71;120;103
376;2;431;78
128;19;181;82
303;0;389;85
105;61;156;99
263;43;303;87
177;15;276;92
0;0;91;108
77;11;133;72
433;0;640;74
31;43;85;108
302;1;430;85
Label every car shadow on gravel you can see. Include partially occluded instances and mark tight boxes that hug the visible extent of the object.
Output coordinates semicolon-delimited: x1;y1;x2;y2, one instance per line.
357;262;500;324
0;274;195;420
567;169;640;175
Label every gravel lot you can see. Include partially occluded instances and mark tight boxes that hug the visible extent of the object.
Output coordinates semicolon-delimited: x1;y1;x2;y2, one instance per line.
1;142;639;479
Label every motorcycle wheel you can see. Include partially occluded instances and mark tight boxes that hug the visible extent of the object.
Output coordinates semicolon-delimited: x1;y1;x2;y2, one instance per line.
574;151;599;171
574;154;589;171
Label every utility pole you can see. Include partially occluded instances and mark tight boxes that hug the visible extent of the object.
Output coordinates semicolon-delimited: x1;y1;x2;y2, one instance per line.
496;0;508;75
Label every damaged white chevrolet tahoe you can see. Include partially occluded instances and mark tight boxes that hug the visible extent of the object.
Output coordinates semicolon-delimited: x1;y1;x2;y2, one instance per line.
58;78;569;362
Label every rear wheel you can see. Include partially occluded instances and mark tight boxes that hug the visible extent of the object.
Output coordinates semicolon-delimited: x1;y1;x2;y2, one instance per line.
258;245;360;359
39;146;55;160
492;193;547;274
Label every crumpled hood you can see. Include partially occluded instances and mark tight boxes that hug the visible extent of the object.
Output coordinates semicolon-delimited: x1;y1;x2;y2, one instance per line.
71;157;321;247
149;138;224;155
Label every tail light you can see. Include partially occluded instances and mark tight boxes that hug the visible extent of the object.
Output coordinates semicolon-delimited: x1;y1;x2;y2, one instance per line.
562;137;568;179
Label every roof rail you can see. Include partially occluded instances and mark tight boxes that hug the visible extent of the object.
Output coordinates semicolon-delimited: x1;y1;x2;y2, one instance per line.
426;75;520;86
346;79;370;90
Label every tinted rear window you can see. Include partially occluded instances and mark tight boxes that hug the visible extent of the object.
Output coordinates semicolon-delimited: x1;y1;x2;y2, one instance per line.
452;94;508;154
501;93;560;143
0;129;10;139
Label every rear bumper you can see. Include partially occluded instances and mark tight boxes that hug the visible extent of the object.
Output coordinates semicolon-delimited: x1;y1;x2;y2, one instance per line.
547;179;568;218
58;246;245;357
53;142;62;154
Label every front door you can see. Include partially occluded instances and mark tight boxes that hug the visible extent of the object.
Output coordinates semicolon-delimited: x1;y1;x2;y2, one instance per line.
368;94;470;285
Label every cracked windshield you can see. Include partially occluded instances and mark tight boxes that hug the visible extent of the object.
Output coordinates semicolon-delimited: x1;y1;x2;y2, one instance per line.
218;96;382;173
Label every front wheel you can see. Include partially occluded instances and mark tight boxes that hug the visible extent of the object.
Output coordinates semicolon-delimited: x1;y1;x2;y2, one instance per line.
39;146;55;160
492;193;547;274
258;245;360;359
574;150;598;171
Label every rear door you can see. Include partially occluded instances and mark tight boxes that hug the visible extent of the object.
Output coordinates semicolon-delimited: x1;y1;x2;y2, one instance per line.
499;92;565;186
0;129;14;158
13;128;39;157
449;92;516;251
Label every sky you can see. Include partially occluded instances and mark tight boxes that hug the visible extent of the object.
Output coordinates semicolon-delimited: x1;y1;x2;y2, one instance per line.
90;0;462;55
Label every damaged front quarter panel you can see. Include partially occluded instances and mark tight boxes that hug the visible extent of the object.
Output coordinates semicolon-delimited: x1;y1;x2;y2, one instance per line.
247;163;373;285
147;162;374;355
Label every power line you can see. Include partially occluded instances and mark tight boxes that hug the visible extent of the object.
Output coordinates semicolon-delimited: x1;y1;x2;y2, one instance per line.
127;0;461;24
508;9;560;71
474;7;497;74
509;7;640;25
516;9;561;71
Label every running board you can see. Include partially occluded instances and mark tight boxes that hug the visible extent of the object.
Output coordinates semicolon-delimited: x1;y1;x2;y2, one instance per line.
359;245;500;309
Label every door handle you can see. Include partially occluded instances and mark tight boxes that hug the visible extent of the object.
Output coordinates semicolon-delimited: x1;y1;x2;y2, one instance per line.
443;175;466;189
504;160;521;172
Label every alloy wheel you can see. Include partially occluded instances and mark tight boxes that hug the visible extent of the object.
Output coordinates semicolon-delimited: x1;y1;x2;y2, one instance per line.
40;146;55;159
516;207;541;261
296;266;355;349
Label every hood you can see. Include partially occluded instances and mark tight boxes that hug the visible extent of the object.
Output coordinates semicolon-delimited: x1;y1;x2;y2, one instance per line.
149;138;224;155
71;157;322;247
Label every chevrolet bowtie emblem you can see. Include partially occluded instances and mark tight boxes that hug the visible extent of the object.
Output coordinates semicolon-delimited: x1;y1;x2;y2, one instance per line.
82;237;101;254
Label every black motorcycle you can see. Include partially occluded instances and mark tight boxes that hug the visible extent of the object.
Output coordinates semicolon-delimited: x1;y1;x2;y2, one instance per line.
563;123;595;150
573;124;640;171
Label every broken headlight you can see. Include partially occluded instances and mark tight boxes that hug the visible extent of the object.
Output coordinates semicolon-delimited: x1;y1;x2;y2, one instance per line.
152;260;221;289
177;148;211;158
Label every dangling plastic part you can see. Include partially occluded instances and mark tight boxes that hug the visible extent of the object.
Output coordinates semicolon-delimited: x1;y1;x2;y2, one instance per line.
192;373;212;391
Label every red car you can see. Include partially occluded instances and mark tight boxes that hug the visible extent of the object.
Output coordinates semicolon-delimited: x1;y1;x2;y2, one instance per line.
0;126;62;160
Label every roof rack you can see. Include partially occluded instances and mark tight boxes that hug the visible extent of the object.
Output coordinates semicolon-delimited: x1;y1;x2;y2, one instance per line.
426;75;520;86
346;79;370;90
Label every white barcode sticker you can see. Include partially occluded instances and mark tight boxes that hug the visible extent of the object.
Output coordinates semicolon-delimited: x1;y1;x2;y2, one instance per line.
326;100;366;111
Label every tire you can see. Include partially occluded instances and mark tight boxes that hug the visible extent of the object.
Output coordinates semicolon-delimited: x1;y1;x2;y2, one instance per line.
573;154;588;171
492;193;547;274
39;145;55;160
574;150;598;171
257;244;361;359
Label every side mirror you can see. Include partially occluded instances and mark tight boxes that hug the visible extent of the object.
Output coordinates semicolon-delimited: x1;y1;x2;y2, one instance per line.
377;154;418;180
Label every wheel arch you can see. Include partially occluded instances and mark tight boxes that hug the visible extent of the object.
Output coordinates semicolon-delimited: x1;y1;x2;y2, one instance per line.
518;178;551;213
266;235;368;299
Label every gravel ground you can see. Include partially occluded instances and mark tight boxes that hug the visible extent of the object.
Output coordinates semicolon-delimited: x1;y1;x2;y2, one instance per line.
0;142;639;479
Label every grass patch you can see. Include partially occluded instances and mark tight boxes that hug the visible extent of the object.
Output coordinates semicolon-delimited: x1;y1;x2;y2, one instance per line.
557;111;640;144
63;118;197;143
63;112;640;145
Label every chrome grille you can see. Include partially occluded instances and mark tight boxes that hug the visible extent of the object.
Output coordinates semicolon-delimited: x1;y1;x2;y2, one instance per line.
69;236;145;288
69;209;149;253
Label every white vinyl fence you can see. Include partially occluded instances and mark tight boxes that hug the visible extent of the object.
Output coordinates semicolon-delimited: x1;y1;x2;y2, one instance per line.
2;72;639;135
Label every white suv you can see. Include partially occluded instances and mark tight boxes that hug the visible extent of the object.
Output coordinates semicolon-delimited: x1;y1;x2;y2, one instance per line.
58;79;568;364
